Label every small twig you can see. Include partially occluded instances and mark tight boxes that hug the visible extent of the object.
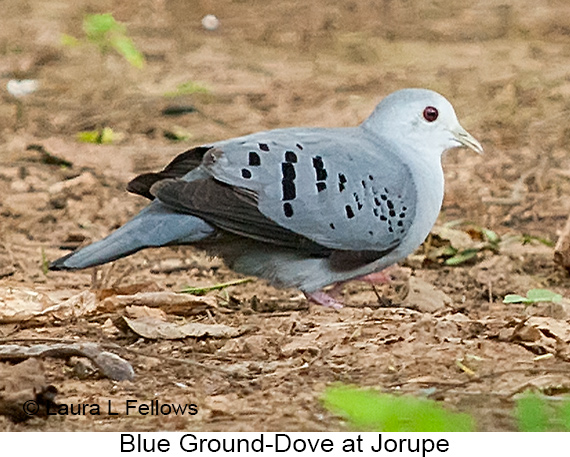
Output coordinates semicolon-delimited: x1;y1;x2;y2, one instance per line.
181;277;254;295
371;284;383;303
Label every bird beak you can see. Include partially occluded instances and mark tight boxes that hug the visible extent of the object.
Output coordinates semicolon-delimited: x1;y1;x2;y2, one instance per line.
451;126;484;154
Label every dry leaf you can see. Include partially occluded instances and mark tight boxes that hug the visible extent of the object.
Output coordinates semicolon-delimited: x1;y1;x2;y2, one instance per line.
0;287;53;322
123;316;244;339
526;317;570;342
41;290;99;320
125;305;167;320
431;225;482;250
402;277;453;312
108;291;217;316
96;282;161;300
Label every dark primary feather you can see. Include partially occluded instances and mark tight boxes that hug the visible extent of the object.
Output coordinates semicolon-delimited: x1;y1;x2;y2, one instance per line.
150;177;332;255
127;146;211;199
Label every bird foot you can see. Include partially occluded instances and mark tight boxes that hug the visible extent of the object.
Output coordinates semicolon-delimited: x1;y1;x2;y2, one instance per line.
304;291;344;310
358;270;393;284
357;265;405;284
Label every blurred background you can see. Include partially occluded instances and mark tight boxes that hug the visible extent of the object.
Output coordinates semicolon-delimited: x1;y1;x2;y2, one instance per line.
1;0;569;237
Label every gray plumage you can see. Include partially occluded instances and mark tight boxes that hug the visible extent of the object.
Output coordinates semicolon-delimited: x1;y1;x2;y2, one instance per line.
50;89;482;293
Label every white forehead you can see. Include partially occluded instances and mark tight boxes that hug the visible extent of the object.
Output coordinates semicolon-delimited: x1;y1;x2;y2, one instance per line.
364;88;459;132
378;89;455;116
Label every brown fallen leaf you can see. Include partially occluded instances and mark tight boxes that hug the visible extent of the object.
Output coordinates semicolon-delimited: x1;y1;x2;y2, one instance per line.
0;287;53;323
526;316;570;343
0;289;112;324
107;291;218;316
96;282;161;301
431;225;482;251
123;316;245;340
402;277;453;313
41;290;99;321
510;317;570;358
125;305;168;320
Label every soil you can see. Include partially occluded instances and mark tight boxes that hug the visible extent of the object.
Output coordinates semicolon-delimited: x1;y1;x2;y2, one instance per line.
1;0;570;432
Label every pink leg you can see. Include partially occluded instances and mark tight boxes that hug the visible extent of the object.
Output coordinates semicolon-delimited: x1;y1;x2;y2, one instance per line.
358;270;393;284
357;265;403;284
304;266;403;309
304;291;344;310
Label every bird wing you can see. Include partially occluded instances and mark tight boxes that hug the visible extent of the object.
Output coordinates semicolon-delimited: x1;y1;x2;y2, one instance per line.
203;127;417;252
143;127;416;259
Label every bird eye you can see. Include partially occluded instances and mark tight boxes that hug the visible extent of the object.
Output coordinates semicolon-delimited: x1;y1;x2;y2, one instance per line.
423;106;439;122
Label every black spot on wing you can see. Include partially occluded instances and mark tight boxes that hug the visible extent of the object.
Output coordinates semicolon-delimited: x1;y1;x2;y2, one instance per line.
259;143;270;152
345;205;355;219
281;162;296;201
241;168;252;179
353;193;363;210
312;156;327;181
283;202;294;217
281;163;296;180
338;173;347;192
312;156;327;193
285;151;298;163
282;180;296;201
248;152;261;166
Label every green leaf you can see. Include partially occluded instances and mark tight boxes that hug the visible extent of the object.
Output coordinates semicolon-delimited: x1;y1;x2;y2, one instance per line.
163;126;192;142
110;35;144;69
482;228;500;244
444;248;479;265
60;33;80;47
557;399;570;431
77;127;115;144
503;289;563;304
503;294;529;304
526;288;562;303
164;81;211;97
83;13;124;43
516;392;551;432
521;234;555;247
322;385;474;432
81;13;144;68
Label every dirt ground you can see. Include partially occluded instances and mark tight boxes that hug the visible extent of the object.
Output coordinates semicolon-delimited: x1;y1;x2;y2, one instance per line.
1;0;570;432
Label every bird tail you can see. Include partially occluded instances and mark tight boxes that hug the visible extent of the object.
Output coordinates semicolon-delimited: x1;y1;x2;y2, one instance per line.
49;202;214;270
